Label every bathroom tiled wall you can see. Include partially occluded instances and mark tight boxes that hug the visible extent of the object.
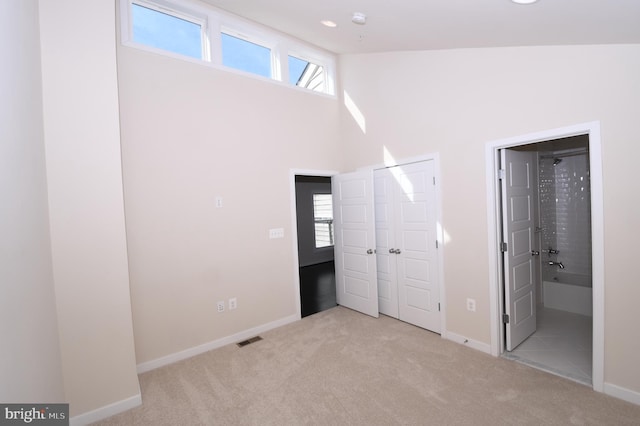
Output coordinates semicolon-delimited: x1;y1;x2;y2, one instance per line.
539;152;592;281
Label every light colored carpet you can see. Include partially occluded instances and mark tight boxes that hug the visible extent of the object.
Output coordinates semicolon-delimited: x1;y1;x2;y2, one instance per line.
94;306;640;425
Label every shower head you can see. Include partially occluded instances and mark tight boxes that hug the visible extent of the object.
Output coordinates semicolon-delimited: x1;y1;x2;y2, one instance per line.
553;158;562;166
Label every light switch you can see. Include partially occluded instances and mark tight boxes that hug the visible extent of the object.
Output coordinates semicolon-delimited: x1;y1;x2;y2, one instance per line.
269;228;284;239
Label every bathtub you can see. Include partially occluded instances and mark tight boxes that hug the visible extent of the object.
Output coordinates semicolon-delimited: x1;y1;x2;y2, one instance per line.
542;272;592;317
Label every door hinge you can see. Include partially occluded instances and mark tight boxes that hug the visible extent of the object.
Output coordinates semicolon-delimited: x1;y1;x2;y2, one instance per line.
502;313;510;324
433;176;436;185
500;242;508;252
498;169;506;180
435;240;439;249
438;302;441;312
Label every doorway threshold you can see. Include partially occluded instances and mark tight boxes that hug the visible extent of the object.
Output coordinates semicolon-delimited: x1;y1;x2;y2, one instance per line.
502;351;591;387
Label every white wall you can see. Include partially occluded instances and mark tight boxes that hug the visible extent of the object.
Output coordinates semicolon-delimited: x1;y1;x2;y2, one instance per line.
0;0;64;403
339;44;640;396
117;47;342;364
39;0;140;417
119;40;640;398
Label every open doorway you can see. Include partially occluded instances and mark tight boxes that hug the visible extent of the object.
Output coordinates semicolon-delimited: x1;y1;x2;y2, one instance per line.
486;121;604;392
500;136;592;385
294;175;337;317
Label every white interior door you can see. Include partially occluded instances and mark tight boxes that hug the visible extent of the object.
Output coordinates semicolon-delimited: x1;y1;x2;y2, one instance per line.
374;161;440;332
332;170;379;318
394;161;440;332
501;149;537;351
374;168;399;318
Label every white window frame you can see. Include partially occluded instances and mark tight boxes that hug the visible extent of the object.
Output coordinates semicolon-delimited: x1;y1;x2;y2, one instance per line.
312;193;334;248
287;49;334;94
119;0;336;96
124;0;210;62
219;26;278;80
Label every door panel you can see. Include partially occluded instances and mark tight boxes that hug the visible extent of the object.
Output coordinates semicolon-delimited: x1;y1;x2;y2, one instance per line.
404;258;429;282
342;205;368;223
512;229;531;256
332;171;379;318
377;278;393;300
345;276;370;298
406;286;430;310
340;179;367;199
374;169;398;317
343;252;368;272
395;162;440;332
502;149;537;351
342;229;368;248
400;202;428;223
375;161;440;332
513;262;532;291
403;230;429;251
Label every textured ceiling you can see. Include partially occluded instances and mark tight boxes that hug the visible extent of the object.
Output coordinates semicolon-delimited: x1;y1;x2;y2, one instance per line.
201;0;640;54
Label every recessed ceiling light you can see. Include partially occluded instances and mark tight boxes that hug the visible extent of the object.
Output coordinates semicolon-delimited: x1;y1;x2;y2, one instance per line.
321;20;337;28
511;0;539;4
352;12;367;25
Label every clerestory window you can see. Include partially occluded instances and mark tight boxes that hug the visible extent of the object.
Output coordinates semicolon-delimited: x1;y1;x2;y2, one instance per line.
131;1;205;60
289;55;326;93
221;32;272;79
122;0;336;96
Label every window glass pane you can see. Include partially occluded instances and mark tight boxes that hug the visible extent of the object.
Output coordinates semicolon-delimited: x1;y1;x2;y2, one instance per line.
288;56;308;85
221;33;271;78
313;194;333;248
288;55;325;92
132;4;202;59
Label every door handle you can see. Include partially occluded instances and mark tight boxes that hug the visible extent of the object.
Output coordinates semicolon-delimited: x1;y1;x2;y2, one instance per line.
531;250;540;256
389;248;396;254
395;249;401;254
367;249;373;254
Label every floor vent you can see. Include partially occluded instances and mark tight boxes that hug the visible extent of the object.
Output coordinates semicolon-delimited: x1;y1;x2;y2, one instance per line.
237;336;263;347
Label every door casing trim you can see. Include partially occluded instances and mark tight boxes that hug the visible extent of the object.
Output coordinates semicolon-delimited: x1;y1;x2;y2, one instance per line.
485;121;604;392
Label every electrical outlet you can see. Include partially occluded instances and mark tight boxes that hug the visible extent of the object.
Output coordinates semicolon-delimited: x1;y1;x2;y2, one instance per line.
229;297;237;310
466;298;476;312
217;301;225;313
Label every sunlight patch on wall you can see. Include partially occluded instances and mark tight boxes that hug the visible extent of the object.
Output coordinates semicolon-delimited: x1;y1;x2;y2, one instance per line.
383;146;415;202
383;145;397;168
437;221;452;245
343;90;366;134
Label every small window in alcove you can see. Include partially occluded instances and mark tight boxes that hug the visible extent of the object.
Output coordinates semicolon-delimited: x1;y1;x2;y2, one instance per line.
312;194;333;248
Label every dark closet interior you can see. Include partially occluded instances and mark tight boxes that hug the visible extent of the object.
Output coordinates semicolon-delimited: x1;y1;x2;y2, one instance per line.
295;175;337;317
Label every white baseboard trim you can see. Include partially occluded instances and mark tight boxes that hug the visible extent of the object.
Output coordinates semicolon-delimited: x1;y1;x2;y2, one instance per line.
604;382;640;406
137;314;299;374
445;331;492;355
70;393;141;426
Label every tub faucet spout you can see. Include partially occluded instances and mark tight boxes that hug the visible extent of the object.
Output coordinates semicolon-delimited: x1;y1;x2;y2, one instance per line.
548;261;565;269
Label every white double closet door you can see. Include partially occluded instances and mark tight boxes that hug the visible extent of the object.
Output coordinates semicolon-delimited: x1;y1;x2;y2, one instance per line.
332;160;440;333
374;161;440;332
